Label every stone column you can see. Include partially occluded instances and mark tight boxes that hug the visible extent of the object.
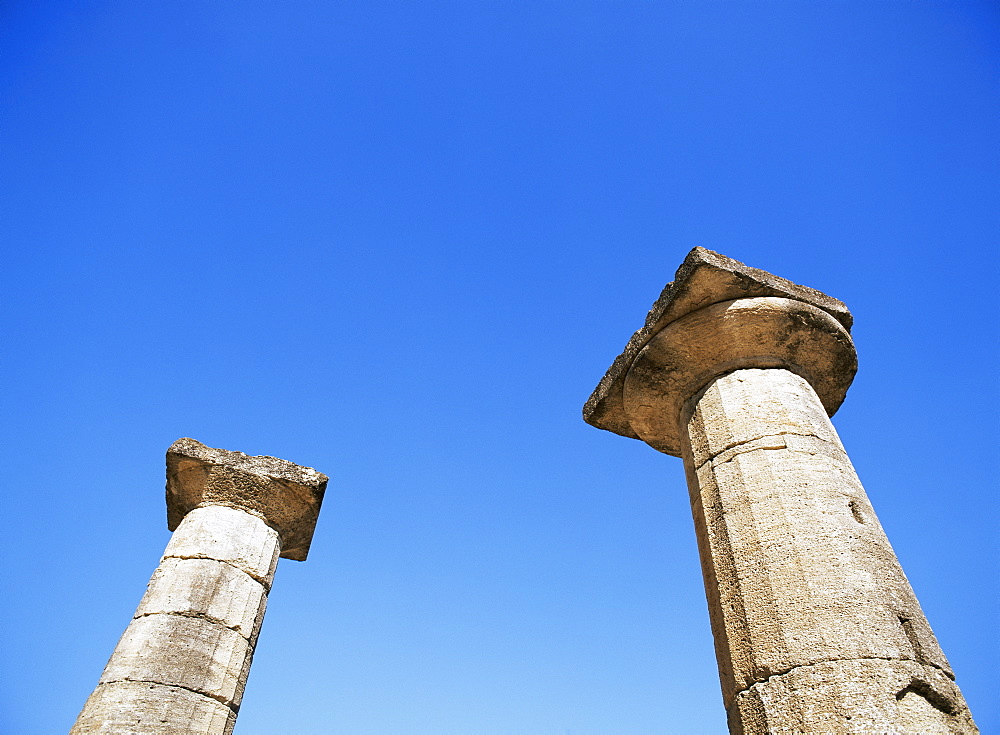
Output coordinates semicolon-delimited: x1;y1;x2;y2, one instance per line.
72;438;328;735
583;248;977;734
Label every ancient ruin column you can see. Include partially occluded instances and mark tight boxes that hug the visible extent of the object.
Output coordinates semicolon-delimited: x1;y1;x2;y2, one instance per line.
72;438;328;735
583;248;976;734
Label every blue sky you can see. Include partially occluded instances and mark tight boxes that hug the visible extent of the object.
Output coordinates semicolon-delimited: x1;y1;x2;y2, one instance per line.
1;2;997;733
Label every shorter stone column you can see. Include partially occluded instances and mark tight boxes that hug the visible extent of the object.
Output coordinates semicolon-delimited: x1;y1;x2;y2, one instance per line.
72;438;328;735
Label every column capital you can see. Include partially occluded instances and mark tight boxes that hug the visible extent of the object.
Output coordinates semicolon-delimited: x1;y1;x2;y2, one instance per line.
583;248;856;456
166;438;329;561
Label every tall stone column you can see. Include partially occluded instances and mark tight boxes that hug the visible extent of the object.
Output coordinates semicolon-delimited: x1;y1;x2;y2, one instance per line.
583;248;977;734
72;438;328;735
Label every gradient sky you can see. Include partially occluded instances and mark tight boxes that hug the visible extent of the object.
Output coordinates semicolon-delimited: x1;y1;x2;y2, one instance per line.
2;2;997;733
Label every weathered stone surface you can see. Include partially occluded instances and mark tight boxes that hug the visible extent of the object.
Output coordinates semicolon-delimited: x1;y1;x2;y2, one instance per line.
70;680;236;735
582;250;977;732
164;505;280;586
73;440;329;734
686;365;844;467
729;659;977;734
622;297;856;455
166;437;328;561
684;369;952;709
584;247;853;442
99;614;252;707
135;557;267;641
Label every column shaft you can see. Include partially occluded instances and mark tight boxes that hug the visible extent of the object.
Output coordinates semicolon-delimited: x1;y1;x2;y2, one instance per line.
682;368;975;733
72;506;280;735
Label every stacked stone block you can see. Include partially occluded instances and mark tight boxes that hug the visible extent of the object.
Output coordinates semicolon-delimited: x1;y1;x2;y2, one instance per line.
72;438;327;735
584;248;977;733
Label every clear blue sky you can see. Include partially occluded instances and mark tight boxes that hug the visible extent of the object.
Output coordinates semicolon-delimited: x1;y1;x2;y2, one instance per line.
2;2;997;733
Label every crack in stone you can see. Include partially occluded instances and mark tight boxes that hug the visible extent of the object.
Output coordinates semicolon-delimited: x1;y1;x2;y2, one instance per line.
896;681;957;714
97;678;240;713
161;554;273;591
732;655;953;699
695;430;829;471
132;609;255;642
848;499;865;524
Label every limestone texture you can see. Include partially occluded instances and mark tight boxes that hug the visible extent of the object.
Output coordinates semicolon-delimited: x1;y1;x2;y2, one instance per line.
134;557;267;642
72;681;236;735
72;439;328;734
730;659;976;734
166;437;328;561
163;505;280;586
584;246;852;442
683;369;972;731
98;614;252;705
582;249;977;733
622;296;856;456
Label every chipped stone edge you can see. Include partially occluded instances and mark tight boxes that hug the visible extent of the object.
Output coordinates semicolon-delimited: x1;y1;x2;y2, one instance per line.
167;437;328;489
582;247;853;440
165;438;329;561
